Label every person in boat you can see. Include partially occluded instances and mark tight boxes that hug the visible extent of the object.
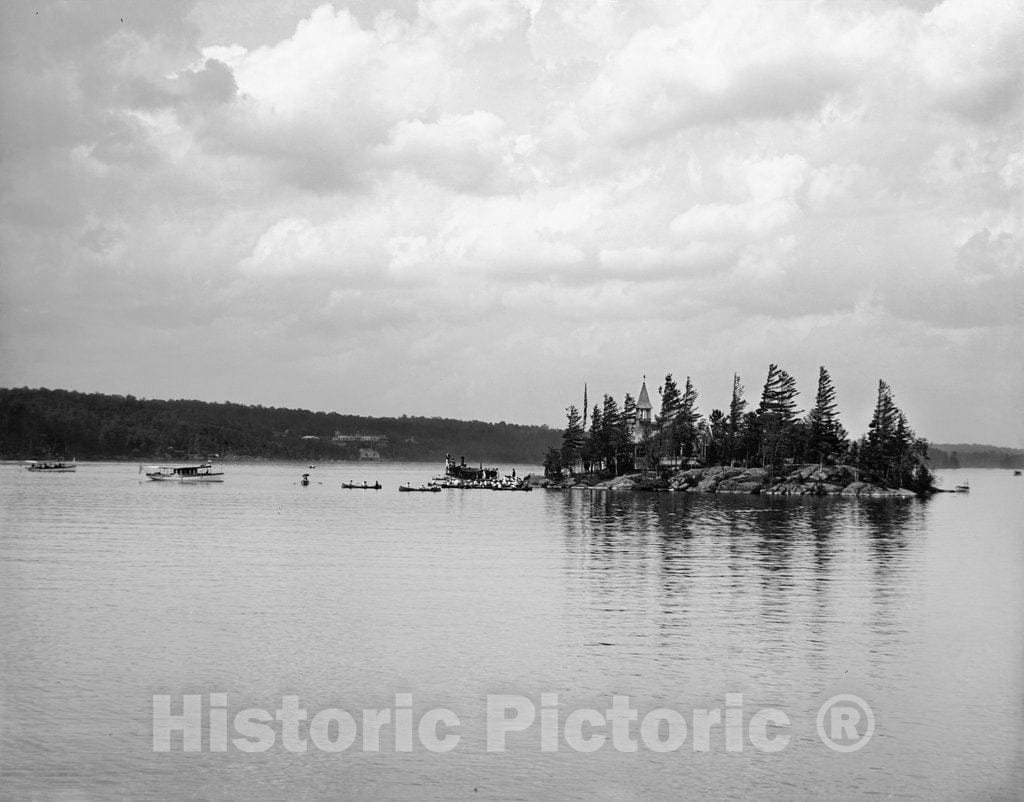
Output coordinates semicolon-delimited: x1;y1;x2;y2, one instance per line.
362;480;368;488
374;481;381;489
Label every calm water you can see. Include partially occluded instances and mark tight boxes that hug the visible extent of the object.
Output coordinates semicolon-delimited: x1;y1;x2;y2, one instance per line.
1;462;1021;799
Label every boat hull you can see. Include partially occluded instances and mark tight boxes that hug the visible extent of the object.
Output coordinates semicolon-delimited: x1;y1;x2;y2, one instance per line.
144;463;224;482
146;473;224;482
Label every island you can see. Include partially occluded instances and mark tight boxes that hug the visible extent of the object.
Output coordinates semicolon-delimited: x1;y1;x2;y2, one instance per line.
539;365;939;496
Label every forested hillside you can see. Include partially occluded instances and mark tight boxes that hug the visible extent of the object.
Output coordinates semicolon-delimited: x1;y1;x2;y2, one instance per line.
930;444;1024;469
0;388;559;463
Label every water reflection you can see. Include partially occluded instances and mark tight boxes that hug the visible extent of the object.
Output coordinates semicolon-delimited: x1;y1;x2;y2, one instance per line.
554;490;931;671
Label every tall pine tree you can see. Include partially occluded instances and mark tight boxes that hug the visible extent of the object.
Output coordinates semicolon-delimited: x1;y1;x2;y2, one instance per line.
584;403;603;473
677;376;701;460
806;366;848;464
601;394;626;475
758;364;801;468
657;374;682;462
620;393;637;474
561;405;584;474
726;373;748;464
862;380;933;489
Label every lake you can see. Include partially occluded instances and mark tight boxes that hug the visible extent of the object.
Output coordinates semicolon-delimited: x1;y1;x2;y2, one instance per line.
1;462;1021;799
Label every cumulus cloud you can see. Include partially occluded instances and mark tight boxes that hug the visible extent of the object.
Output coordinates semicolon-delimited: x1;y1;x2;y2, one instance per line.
1;0;1021;443
377;111;521;192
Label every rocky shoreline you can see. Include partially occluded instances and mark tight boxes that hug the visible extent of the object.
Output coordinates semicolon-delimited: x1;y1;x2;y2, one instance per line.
529;464;920;497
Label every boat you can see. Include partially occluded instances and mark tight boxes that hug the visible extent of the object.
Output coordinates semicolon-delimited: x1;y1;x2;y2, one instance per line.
1015;470;1021;476
428;476;463;489
301;473;310;486
342;481;381;489
399;484;442;492
24;459;76;472
444;453;499;482
144;463;224;482
954;480;970;492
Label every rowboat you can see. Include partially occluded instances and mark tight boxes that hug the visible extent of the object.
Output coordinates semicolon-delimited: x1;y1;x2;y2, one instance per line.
24;459;76;472
342;482;381;489
954;480;970;492
144;463;224;482
399;484;441;492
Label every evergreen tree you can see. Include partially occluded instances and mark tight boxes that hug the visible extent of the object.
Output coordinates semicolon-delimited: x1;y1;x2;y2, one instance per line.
706;409;726;465
740;410;762;465
658;374;682;421
726;373;747;464
862;380;933;490
619;393;637;474
758;364;801;422
806;366;848;464
561;404;584;474
601;394;626;475
622;393;637;433
677;376;701;460
584;403;603;473
757;364;801;468
543;447;563;479
657;374;682;462
865;380;898;474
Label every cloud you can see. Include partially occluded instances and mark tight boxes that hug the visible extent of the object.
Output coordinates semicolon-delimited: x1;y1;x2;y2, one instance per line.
1;0;1021;443
196;5;446;190
581;8;856;144
913;0;1024;122
377;111;521;192
417;0;531;47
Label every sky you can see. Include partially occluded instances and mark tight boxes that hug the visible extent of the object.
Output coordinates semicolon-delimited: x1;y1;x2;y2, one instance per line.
0;0;1021;444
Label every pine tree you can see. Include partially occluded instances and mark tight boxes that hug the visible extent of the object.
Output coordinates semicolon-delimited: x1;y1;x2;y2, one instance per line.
862;380;933;489
657;374;682;462
865;380;898;475
740;410;762;465
619;393;637;474
757;364;801;468
601;394;625;475
806;366;848;464
758;364;801;422
677;376;701;460
622;393;637;432
584;403;603;473
561;405;584;474
543;447;563;479
706;409;726;465
726;373;747;464
658;374;682;422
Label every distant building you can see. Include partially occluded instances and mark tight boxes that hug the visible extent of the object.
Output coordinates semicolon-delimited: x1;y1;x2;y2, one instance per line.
634;376;654;442
333;432;389;445
300;435;320;441
358;448;383;461
631;375;713;471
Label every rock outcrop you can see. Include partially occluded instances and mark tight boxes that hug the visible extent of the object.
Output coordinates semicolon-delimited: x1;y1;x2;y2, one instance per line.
544;464;921;497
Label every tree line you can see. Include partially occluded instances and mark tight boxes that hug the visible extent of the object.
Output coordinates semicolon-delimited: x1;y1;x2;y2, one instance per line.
929;445;1024;470
0;387;561;463
544;365;935;491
